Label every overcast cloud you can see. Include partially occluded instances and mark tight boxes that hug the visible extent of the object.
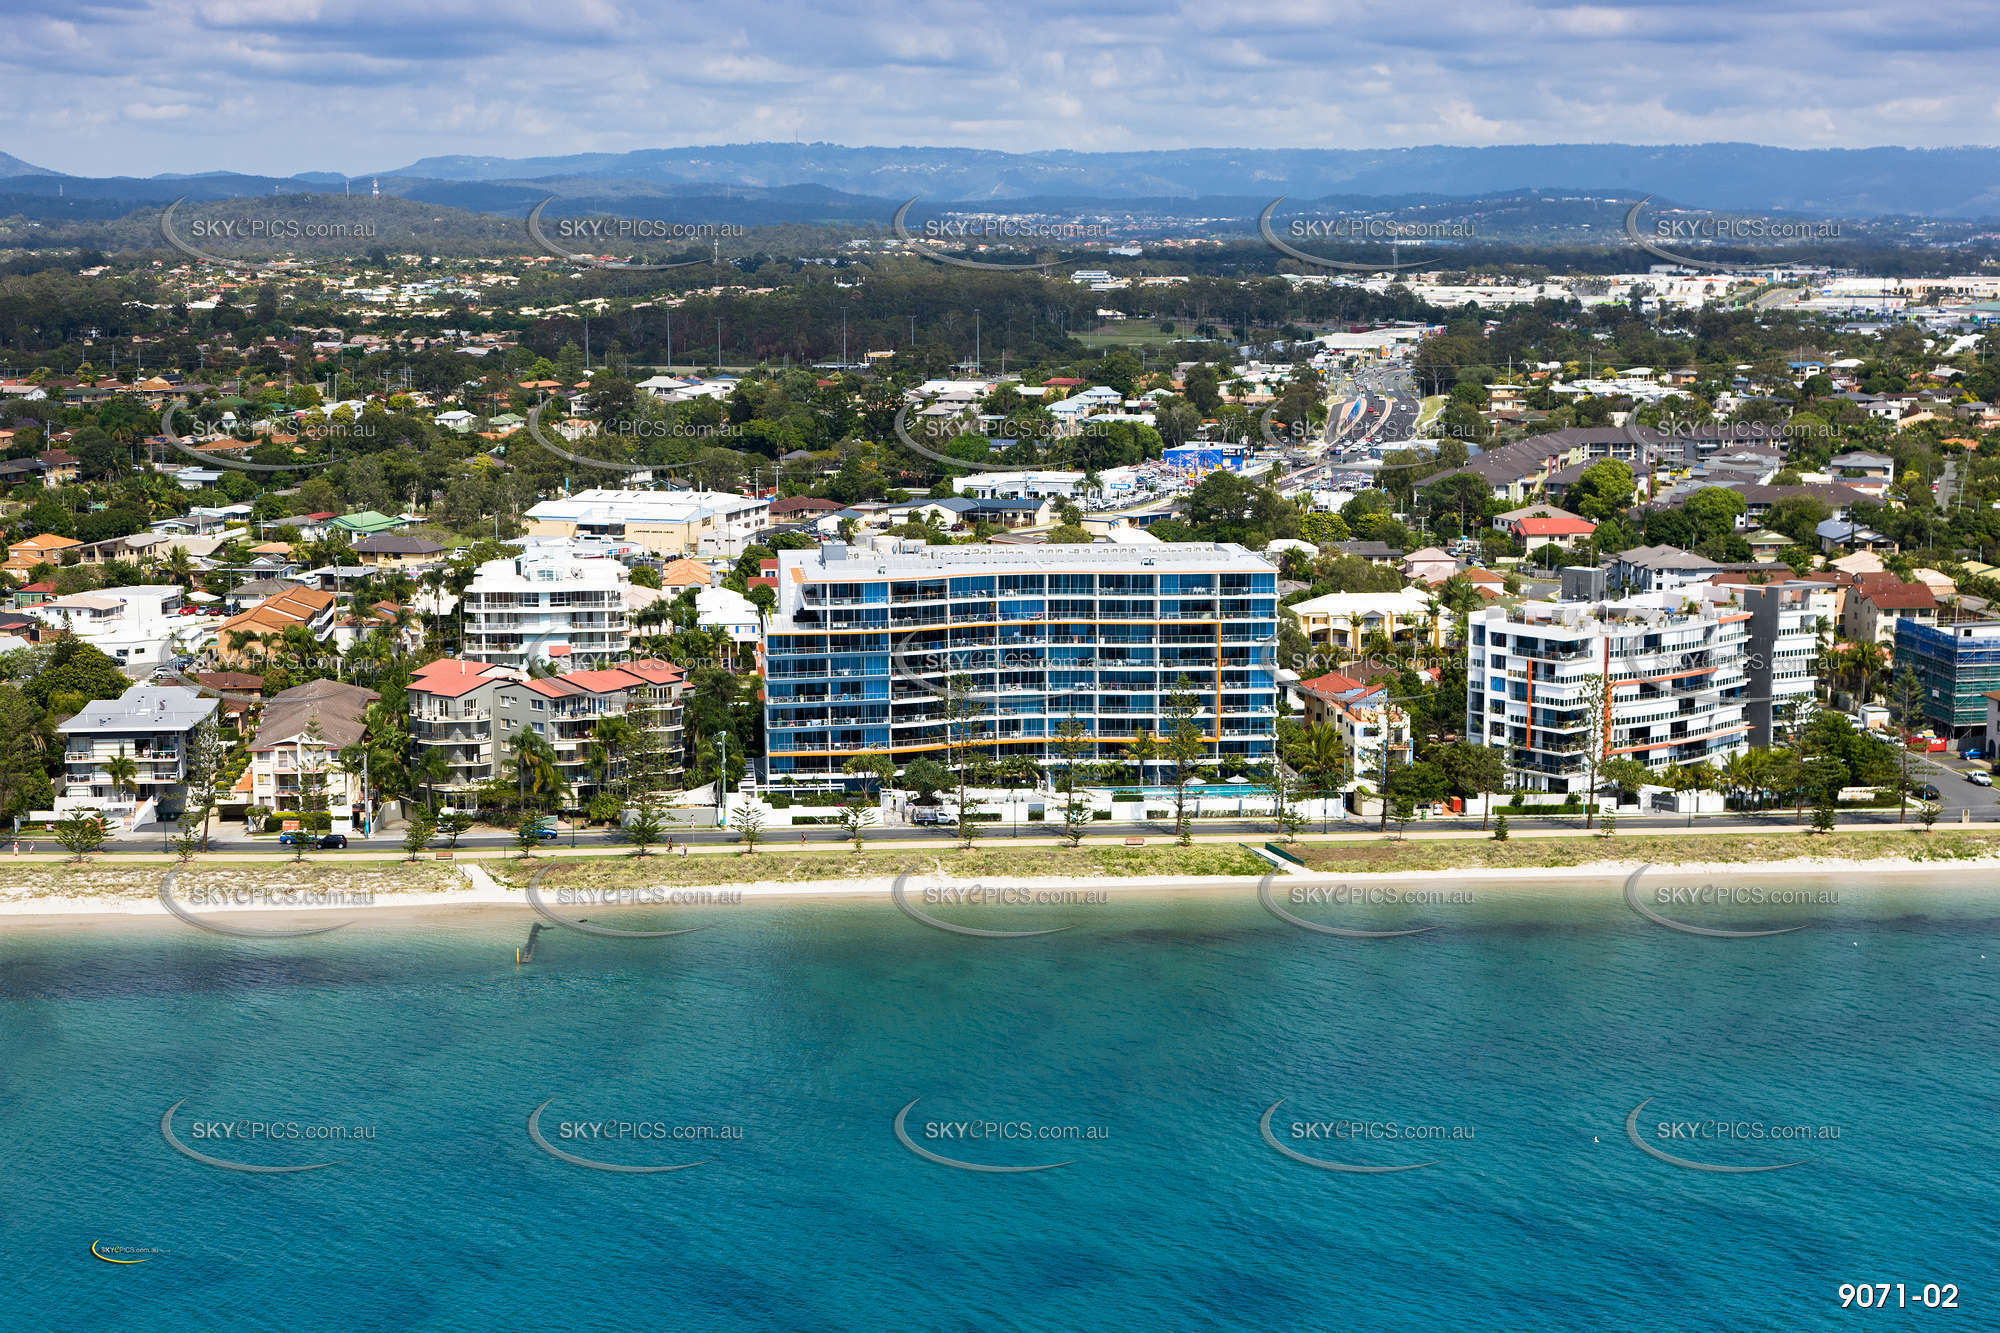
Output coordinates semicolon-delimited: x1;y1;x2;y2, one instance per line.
7;0;1999;177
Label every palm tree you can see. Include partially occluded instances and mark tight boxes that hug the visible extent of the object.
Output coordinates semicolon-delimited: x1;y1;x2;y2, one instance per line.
1287;721;1350;833
510;727;565;814
163;545;197;591
585;715;636;795
103;749;139;809
1839;640;1889;706
409;745;451;813
1669;761;1712;827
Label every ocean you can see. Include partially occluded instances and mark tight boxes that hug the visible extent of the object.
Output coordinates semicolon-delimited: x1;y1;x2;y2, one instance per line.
6;868;1996;1330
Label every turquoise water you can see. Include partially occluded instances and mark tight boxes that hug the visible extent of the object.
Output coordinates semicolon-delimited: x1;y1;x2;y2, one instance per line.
7;871;2000;1330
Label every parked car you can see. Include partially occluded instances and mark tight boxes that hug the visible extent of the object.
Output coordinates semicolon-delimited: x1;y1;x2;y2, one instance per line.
1961;747;1986;762
318;833;348;849
1914;783;1942;801
1969;772;1993;788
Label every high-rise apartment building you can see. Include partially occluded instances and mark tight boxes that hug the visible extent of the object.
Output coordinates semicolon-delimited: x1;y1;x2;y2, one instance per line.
462;540;631;670
1466;593;1752;793
763;541;1280;779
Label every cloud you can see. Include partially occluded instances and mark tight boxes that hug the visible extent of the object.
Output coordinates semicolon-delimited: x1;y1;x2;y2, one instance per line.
1;0;1997;177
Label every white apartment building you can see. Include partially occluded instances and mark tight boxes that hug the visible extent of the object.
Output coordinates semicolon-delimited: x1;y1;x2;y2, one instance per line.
1699;581;1836;745
1466;593;1753;793
29;585;184;673
523;488;769;557
56;684;219;819
462;541;631;670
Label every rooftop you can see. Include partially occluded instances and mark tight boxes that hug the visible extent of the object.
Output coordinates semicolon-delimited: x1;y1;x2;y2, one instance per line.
59;685;218;734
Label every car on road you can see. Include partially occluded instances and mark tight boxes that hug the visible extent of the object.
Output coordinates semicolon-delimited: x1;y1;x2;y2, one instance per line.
1969;772;1994;787
1914;783;1942;801
319;834;348;848
276;831;315;846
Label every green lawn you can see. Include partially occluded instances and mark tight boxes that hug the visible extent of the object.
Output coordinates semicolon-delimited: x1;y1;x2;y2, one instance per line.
486;842;1269;890
1291;828;2000;874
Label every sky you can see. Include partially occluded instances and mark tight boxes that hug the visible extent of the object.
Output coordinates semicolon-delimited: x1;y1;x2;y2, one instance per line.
7;0;2000;178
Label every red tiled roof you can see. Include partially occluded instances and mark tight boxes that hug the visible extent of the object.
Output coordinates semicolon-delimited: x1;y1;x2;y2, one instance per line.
1514;515;1596;536
409;658;510;698
1859;581;1936;611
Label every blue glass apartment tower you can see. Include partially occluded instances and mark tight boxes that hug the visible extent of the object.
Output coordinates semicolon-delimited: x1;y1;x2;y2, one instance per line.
763;541;1280;780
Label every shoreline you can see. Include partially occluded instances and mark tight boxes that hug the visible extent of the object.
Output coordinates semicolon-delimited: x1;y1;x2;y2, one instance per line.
0;850;1995;926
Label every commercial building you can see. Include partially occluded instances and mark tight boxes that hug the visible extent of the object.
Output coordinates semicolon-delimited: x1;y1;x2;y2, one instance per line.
763;541;1280;780
56;685;219;819
1465;593;1753;793
1895;619;2000;739
523;488;768;557
462;541;631;670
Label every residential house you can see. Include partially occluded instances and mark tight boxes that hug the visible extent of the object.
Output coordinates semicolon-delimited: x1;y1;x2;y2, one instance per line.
1496;504;1597;553
29;586;184;673
214;585;339;668
1400;547;1460;584
3;533;81;575
353;532;448;570
1842;579;1938;648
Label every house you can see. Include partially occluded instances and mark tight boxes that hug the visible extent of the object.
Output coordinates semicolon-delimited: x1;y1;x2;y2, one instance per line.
213;585;339;667
56;684;219;821
352;532;449;570
28;586;185;673
655;558;713;591
1842;579;1938;647
1743;528;1794;559
1817;517;1895;555
330;510;410;538
1400;547;1460;584
12;580;54;609
1607;544;1722;594
1495;504;1597;553
3;533;81;575
1330;541;1404;566
695;586;762;644
0;457;46;487
766;496;843;522
244;680;380;831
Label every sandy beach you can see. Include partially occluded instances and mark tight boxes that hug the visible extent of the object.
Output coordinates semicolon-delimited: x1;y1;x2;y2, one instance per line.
0;849;1994;927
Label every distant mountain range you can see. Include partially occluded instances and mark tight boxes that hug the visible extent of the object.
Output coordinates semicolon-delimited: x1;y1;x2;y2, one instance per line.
5;141;2000;224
